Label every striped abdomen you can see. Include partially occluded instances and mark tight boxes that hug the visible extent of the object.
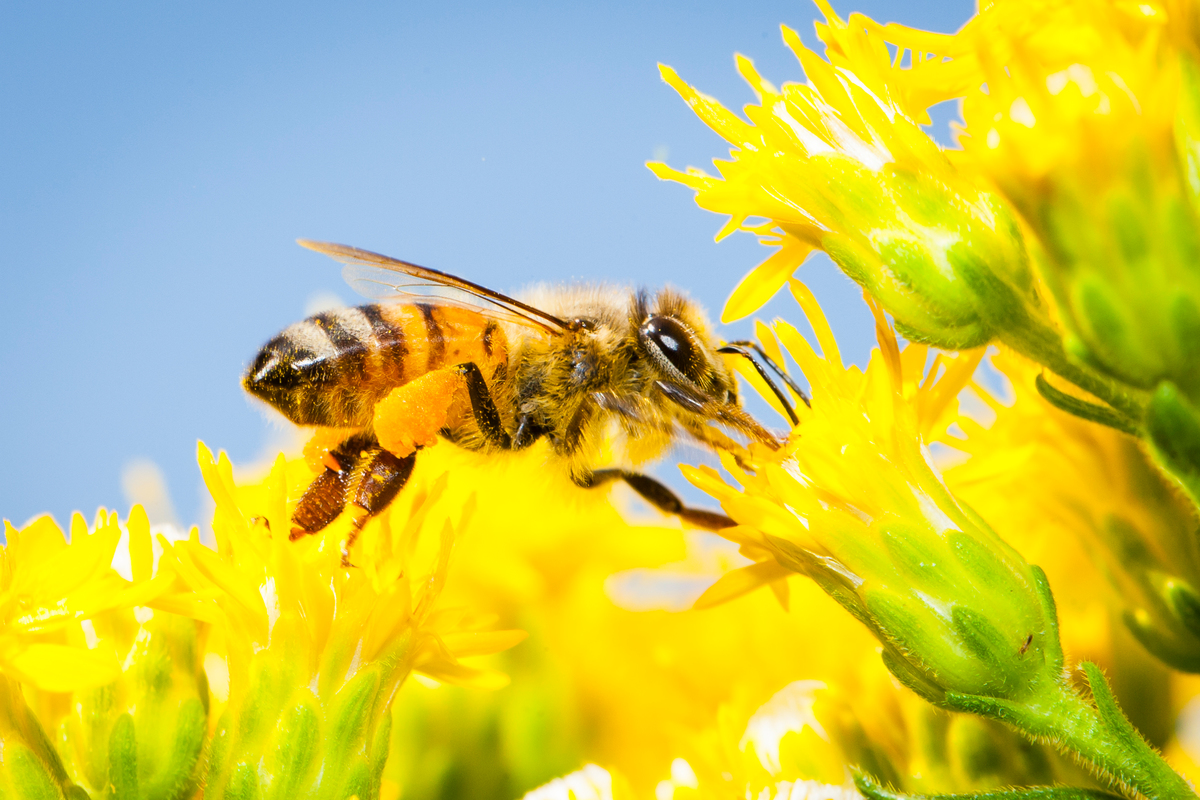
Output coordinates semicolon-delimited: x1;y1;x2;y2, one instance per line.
244;303;508;427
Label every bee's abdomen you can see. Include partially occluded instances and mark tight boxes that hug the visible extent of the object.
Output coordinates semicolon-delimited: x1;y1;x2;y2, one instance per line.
244;303;507;428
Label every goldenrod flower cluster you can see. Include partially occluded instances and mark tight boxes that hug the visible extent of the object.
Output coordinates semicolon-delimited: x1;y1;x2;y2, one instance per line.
6;0;1200;798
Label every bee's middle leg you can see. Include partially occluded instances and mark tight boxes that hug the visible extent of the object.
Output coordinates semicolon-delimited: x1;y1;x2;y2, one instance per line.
452;362;512;449
374;363;512;456
577;469;735;531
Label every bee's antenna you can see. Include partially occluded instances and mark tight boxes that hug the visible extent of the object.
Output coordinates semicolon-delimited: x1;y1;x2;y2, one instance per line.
718;341;810;427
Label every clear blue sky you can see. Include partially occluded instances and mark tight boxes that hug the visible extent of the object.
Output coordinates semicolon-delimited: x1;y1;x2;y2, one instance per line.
0;0;973;529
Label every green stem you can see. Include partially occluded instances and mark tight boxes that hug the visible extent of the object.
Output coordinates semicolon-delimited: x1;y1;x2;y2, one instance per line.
1009;672;1195;800
999;317;1147;425
855;772;1125;800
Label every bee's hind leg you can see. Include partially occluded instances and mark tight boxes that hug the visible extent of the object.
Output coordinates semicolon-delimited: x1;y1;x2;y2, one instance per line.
290;433;417;567
291;468;352;539
290;432;377;541
341;447;418;567
577;469;735;531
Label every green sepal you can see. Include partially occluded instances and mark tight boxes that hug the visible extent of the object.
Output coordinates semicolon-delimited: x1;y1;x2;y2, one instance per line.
1170;290;1200;400
1108;191;1150;264
1035;375;1138;435
1078;663;1157;774
1029;566;1065;675
222;763;259;800
948;532;1021;604
235;665;278;754
950;606;1019;696
107;713;138;800
76;686;114;792
368;711;392;794
939;693;1028;733
1071;276;1151;390
142;696;205;800
1167;580;1200;640
1145;381;1200;509
880;647;947;706
865;589;944;666
63;787;91;800
892;319;993;352
265;700;320;800
205;712;232;792
5;742;63;800
880;522;956;596
324;667;381;781
1120;607;1200;678
854;770;1124;800
951;237;1027;333
330;757;371;800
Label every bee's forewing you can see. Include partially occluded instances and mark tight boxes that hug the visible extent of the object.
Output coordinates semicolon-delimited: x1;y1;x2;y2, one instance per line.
299;239;571;336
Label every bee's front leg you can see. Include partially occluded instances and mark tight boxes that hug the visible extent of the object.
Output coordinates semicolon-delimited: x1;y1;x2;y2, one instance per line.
576;469;735;531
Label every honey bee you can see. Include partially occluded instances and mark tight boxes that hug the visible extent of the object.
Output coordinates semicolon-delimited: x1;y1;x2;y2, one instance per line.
244;240;805;565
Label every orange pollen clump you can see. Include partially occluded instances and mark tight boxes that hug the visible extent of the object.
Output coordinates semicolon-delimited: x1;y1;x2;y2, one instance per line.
374;369;465;458
303;426;362;474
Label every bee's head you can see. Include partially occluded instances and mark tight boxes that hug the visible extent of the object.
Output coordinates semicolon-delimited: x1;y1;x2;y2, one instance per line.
633;288;736;403
630;289;780;450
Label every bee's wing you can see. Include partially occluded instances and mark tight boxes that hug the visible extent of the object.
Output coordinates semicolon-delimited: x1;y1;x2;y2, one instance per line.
298;239;573;336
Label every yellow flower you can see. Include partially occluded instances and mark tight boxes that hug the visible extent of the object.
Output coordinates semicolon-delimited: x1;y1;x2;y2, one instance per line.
167;443;524;797
652;0;1200;455
686;282;1064;705
947;0;1200;412
0;507;204;797
0;443;524;799
643;663;1083;799
380;441;884;798
648;2;1047;360
520;763;634;800
942;349;1198;746
0;508;171;693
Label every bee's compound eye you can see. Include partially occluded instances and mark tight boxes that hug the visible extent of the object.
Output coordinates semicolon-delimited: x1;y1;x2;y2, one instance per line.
642;315;698;379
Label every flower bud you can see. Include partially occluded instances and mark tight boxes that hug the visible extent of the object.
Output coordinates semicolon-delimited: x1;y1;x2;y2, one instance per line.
1145;382;1200;510
54;612;209;799
686;289;1065;713
953;0;1200;407
178;444;522;797
650;17;1050;352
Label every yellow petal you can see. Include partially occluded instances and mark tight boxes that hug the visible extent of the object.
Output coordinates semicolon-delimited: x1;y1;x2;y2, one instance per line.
7;642;120;692
439;629;528;658
694;559;792;610
723;238;815;323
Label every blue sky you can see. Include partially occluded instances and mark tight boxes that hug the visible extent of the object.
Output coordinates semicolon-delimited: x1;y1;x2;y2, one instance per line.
0;0;973;528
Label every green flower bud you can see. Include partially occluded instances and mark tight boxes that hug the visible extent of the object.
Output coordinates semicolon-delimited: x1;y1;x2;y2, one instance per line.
651;49;1054;354
202;643;402;798
4;740;65;800
690;293;1195;800
819;162;1045;353
50;612;209;800
1146;381;1200;508
777;510;1063;709
986;51;1200;411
